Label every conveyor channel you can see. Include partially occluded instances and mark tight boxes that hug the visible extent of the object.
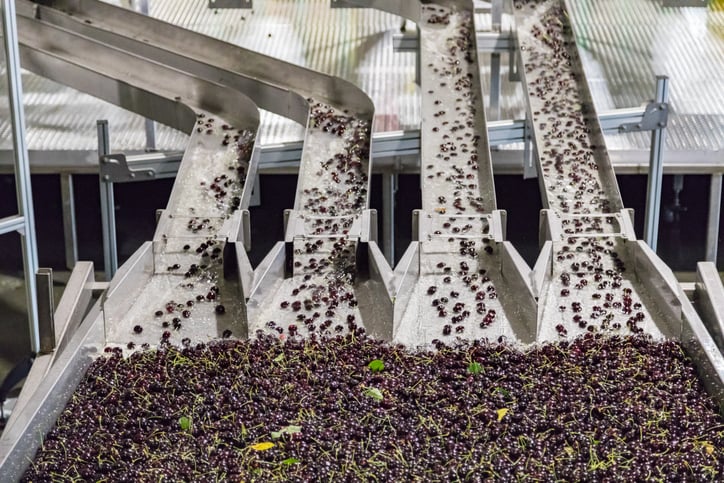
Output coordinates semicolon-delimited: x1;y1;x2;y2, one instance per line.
353;0;537;347
512;0;722;401
16;6;261;348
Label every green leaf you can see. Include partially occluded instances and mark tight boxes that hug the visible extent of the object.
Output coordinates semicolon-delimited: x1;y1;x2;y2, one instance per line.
467;361;482;375
368;359;385;372
494;386;511;398
178;416;191;431
363;387;383;401
281;457;300;466
271;431;282;439
273;353;284;363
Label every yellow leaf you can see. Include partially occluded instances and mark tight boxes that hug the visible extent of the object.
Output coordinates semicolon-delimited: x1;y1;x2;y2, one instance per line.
250;442;275;451
564;446;574;456
703;442;714;455
496;408;509;422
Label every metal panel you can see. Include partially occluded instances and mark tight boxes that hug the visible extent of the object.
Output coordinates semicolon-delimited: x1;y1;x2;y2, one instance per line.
695;262;724;353
35;268;55;354
498;241;536;343
356;241;394;340
51;261;96;361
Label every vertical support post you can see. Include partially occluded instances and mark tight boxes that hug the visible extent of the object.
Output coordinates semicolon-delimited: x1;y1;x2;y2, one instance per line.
643;75;669;251
36;268;55;354
97;120;118;280
490;55;501;120
382;172;396;264
415;25;421;86
2;0;40;353
60;173;78;269
706;173;722;263
489;0;503;120
509;31;521;82
491;0;503;31
522;114;537;179
145;119;156;150
135;0;156;150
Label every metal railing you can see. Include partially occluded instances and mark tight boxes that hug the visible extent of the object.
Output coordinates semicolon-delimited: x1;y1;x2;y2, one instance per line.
1;0;39;354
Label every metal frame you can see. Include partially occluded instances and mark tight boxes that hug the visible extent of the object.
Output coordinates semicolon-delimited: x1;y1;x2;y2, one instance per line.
641;76;670;251
94;106;652;270
393;21;678;253
7;1;717;272
97;120;116;280
1;0;40;354
695;262;724;353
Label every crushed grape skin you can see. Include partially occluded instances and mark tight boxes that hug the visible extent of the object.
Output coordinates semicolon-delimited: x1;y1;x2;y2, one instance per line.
23;334;724;482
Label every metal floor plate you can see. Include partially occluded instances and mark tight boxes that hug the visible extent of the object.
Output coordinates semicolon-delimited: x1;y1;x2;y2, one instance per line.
0;0;721;157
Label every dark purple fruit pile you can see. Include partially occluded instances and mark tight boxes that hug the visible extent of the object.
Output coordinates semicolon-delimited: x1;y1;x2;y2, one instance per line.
24;334;723;482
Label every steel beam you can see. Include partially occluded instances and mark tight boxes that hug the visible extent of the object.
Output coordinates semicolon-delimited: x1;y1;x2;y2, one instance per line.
643;76;670;251
706;174;722;263
93;108;650;183
97;120;117;280
381;173;396;264
0;214;24;235
394;30;514;53
60;173;78;269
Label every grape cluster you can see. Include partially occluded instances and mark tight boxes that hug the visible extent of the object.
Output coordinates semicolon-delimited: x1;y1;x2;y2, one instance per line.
24;334;724;482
